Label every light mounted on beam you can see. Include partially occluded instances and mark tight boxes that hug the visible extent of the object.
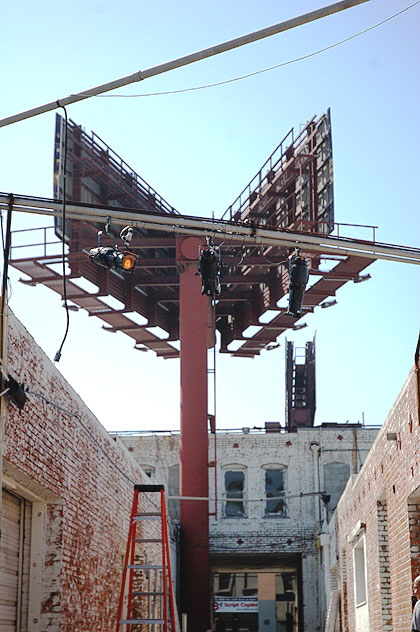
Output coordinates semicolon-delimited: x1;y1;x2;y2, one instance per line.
89;246;138;271
353;273;371;284
287;249;309;317
89;221;138;272
198;237;222;298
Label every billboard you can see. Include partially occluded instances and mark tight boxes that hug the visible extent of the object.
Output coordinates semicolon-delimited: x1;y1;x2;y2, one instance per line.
222;109;334;236
53;113;178;240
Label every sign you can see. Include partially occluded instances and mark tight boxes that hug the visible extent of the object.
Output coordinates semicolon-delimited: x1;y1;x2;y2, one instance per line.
214;597;258;613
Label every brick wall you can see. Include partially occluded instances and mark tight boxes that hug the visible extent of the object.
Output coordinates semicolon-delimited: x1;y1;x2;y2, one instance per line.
2;311;156;631
408;500;420;580
376;500;392;631
119;423;378;630
335;366;420;631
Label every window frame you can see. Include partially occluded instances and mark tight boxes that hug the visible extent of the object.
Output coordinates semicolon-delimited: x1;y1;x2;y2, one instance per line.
262;464;287;518
353;534;367;607
222;465;247;518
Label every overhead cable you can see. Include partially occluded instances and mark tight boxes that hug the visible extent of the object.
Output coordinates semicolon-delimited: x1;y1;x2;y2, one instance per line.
86;2;420;99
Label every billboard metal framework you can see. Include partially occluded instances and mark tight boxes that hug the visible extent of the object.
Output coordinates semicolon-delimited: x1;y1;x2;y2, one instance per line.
9;111;373;359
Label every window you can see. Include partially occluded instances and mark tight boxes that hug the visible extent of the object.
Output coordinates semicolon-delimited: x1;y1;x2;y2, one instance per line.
353;536;367;606
168;464;180;520
264;466;287;517
224;468;246;517
213;572;257;597
323;462;350;514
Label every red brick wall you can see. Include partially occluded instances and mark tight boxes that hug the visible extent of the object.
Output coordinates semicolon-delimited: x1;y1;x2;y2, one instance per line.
3;312;156;631
336;366;420;631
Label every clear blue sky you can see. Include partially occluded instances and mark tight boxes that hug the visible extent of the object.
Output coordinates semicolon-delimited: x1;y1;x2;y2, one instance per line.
1;0;419;431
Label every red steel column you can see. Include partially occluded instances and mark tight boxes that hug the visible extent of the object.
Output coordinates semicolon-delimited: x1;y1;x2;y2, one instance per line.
177;236;210;632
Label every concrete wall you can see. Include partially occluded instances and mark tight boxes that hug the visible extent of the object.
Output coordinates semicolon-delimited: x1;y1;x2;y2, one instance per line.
1;311;154;632
333;366;420;632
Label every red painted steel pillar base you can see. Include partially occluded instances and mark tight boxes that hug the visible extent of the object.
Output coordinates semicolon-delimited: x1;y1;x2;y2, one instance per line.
177;236;211;632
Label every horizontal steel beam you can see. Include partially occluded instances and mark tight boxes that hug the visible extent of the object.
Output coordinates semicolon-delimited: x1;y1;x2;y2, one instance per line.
2;193;420;266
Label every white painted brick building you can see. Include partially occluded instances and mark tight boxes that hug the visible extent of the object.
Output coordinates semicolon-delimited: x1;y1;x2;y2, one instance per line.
117;423;378;631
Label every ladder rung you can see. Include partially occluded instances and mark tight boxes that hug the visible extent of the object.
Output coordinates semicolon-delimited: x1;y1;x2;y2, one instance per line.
131;591;164;596
135;512;161;517
135;538;162;543
127;564;163;569
120;619;164;624
133;515;160;520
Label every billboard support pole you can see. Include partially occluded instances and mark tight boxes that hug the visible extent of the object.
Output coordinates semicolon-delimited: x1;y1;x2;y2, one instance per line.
177;236;210;631
0;0;370;128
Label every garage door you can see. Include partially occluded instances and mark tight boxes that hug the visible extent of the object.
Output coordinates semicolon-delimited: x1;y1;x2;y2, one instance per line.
0;489;32;632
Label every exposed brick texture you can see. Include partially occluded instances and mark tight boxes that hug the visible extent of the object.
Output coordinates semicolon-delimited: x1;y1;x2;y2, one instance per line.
335;366;420;631
2;311;156;631
376;500;392;631
119;423;378;630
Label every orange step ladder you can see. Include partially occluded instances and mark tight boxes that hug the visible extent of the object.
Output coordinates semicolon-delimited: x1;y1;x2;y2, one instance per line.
115;484;178;631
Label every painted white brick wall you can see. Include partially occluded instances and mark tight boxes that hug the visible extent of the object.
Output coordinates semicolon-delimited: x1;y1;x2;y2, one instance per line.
118;425;378;630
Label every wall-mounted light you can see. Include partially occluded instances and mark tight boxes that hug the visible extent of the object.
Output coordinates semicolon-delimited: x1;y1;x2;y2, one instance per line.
1;375;27;411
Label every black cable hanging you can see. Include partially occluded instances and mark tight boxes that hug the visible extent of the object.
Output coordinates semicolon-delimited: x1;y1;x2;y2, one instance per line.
54;105;70;362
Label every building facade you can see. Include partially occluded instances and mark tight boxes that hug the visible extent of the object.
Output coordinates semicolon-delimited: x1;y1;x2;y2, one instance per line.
0;311;157;632
325;348;420;632
118;423;379;631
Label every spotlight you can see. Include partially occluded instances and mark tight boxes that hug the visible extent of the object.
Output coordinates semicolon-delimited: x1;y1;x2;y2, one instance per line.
353;274;371;284
89;246;138;272
64;303;79;312
293;322;307;331
286;250;308;317
198;237;222;298
320;299;337;309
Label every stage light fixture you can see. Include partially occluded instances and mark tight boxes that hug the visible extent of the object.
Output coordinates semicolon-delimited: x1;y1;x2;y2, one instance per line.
353;274;371;284
287;250;308;317
89;246;138;272
293;322;307;331
198;237;222;298
320;299;337;309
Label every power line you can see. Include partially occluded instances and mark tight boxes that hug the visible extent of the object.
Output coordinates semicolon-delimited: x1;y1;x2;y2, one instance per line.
0;0;372;128
26;389;139;486
53;106;70;363
89;2;420;99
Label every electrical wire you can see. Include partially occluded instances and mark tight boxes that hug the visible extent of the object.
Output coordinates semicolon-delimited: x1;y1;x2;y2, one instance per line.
84;2;420;99
25;389;162;513
0;196;14;396
54;105;70;363
26;389;139;486
259;247;290;266
0;211;12;302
